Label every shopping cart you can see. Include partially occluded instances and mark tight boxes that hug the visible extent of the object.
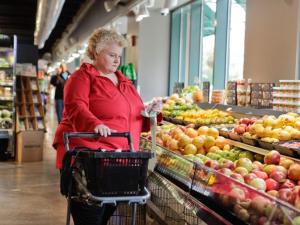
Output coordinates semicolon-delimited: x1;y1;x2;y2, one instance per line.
62;132;153;225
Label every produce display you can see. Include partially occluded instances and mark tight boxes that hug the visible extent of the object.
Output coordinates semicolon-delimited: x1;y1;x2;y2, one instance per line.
162;94;236;125
0;109;12;129
141;137;300;225
243;113;300;143
142;123;300;211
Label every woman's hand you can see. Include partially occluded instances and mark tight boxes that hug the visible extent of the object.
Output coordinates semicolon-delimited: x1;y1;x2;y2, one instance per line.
94;124;116;137
145;97;163;115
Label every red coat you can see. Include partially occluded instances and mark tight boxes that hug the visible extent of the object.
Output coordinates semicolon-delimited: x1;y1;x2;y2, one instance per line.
53;63;146;169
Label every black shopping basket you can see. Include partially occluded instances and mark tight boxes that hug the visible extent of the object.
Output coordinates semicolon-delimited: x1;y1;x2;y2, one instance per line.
63;132;152;225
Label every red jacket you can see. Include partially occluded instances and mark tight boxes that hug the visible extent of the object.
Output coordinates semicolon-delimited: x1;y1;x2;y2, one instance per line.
53;63;146;168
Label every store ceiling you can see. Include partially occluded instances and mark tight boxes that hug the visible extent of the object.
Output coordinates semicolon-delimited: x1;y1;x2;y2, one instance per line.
39;0;89;57
0;0;37;43
0;0;88;58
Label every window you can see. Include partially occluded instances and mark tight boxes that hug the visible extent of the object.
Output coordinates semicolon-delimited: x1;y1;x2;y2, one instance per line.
169;0;247;94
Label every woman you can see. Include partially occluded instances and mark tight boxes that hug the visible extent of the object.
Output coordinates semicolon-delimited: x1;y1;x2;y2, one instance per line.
53;28;161;225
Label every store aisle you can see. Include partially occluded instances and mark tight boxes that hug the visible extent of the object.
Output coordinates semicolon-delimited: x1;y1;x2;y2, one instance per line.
0;102;67;225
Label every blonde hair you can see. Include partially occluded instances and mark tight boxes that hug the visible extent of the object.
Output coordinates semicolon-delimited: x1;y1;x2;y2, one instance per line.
86;28;128;60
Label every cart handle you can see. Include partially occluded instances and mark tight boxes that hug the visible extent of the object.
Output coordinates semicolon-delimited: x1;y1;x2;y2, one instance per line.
63;132;134;152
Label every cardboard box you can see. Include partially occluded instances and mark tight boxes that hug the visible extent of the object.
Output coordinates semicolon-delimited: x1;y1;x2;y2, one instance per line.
16;130;44;163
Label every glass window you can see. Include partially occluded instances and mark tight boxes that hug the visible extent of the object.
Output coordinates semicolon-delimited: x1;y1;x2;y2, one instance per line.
228;0;247;80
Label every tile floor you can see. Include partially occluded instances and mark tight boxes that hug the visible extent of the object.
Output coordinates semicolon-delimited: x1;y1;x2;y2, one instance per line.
0;102;67;225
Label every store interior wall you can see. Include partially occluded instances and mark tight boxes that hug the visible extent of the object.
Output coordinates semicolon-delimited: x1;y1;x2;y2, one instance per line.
243;0;299;82
138;10;170;101
125;16;139;70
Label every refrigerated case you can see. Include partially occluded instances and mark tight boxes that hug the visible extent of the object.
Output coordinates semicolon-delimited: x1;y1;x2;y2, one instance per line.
0;34;17;159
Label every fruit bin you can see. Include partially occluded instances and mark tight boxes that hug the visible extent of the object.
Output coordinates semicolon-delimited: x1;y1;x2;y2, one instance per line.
193;162;300;225
147;171;231;225
140;138;300;225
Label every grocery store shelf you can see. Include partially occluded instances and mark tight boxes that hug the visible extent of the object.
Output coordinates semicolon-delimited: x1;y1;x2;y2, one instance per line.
0;96;13;101
0;82;13;87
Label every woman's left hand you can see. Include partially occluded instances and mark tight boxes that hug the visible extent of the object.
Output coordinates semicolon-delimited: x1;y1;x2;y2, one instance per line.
144;97;163;114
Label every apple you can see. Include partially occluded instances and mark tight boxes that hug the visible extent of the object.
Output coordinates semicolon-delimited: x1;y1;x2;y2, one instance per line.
244;173;257;184
219;159;234;170
252;161;264;171
267;190;279;197
292;216;300;225
288;164;300;181
269;171;287;183
263;164;277;175
249;178;266;191
290;186;300;205
280;179;295;189
253;170;268;180
251;196;270;215
258;216;268;225
218;168;232;177
204;159;219;170
265;178;279;191
230;173;245;183
278;188;292;202
229;187;245;200
280;158;294;170
238;151;254;161
235;167;249;176
264;150;281;165
235;126;246;135
275;165;287;174
236;158;253;172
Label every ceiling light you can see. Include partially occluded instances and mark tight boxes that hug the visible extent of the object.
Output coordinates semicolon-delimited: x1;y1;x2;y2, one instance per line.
104;0;121;12
161;0;177;16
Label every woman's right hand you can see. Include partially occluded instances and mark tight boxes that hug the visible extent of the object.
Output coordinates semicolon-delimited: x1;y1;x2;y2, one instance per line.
94;124;116;137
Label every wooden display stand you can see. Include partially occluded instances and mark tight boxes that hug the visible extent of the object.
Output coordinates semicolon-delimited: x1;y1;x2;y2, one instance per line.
15;75;46;162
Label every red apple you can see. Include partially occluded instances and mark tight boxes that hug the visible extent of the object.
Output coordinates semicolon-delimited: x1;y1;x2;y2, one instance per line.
288;164;300;181
253;170;268;180
290;186;300;204
229;187;246;200
235;167;249;176
235;126;246;135
230;173;245;183
218;168;233;177
258;216;268;225
267;190;279;198
269;171;287;183
265;178;279;191
249;178;267;191
263;165;277;175
219;159;234;170
205;160;219;170
280;179;295;189
251;196;270;215
244;173;257;184
264;150;281;165
278;188;292;202
252;161;264;171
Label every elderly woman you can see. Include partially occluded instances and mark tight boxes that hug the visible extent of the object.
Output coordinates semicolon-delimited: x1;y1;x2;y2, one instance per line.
53;28;160;225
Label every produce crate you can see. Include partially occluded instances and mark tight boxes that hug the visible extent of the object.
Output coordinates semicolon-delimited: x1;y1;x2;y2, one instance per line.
257;139;274;150
240;136;258;147
228;132;242;142
273;141;300;158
